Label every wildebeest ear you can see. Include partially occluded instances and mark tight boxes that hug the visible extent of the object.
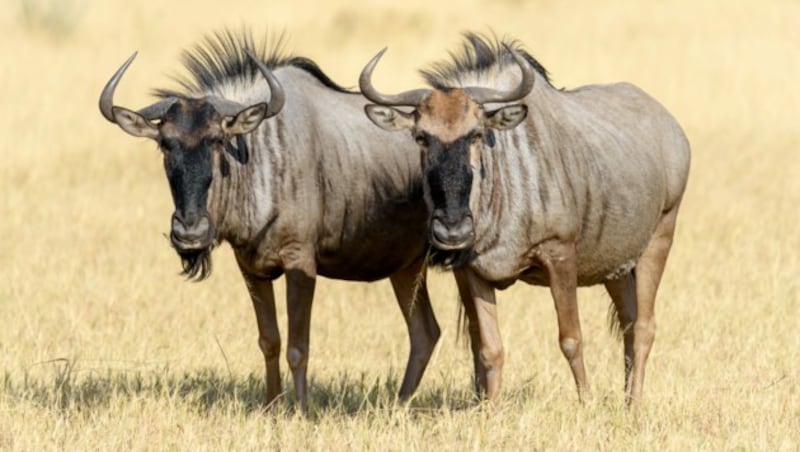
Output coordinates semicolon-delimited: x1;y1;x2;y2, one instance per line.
112;106;159;140
222;103;268;136
484;104;528;130
364;105;415;131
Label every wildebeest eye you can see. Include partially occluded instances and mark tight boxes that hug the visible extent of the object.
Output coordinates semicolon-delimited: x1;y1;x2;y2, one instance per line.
415;134;429;147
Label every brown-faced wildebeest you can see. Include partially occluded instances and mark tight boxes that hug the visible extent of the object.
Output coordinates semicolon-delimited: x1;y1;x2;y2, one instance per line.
359;34;691;405
98;32;441;410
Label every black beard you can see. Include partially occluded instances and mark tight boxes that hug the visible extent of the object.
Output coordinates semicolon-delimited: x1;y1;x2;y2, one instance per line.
425;245;473;270
177;246;214;281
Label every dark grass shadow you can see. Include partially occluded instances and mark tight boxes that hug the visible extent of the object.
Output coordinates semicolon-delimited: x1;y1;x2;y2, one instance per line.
301;370;480;419
2;359;482;418
3;360;268;414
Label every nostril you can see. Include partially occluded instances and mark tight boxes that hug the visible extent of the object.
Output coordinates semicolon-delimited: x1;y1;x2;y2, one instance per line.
171;215;187;235
455;215;475;236
431;217;445;232
431;218;450;241
171;213;211;242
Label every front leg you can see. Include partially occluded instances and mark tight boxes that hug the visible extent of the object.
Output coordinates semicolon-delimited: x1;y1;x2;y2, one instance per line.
284;264;316;412
241;272;282;407
242;271;281;406
456;268;504;402
537;240;589;401
454;268;487;397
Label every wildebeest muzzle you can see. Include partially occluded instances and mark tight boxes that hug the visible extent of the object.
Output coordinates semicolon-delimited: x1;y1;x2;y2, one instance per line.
170;211;215;251
430;208;475;250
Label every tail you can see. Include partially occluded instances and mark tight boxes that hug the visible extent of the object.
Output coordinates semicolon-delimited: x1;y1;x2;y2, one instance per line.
606;268;637;340
607;301;623;340
456;292;469;349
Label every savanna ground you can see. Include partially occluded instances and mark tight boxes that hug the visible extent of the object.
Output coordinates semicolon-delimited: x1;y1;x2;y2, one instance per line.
1;0;799;449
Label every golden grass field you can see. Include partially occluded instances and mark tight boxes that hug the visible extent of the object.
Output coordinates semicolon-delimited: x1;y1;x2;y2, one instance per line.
1;0;799;449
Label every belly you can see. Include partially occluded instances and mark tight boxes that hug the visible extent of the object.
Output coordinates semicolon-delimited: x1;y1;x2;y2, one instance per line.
574;214;659;285
316;239;426;282
316;206;430;281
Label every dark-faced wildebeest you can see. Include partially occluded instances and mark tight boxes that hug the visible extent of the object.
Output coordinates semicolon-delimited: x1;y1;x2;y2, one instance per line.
98;32;441;409
360;34;690;405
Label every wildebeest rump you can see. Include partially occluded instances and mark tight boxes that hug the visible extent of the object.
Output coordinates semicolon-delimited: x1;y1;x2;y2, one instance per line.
99;31;441;409
360;33;691;404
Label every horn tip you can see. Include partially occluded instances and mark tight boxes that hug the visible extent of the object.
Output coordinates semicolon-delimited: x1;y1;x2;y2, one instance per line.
372;47;389;61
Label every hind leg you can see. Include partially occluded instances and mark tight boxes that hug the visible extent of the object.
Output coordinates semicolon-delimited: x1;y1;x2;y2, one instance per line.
604;272;636;393
389;259;441;401
629;204;681;404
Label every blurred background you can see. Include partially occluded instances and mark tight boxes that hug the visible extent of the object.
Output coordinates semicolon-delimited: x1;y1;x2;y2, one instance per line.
1;0;798;447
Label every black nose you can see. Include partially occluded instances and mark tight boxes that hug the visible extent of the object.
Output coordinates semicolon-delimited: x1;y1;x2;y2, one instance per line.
171;213;213;249
430;210;474;250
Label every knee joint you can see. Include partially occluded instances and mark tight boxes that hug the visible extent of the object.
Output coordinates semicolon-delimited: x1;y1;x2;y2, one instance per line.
258;337;281;360
411;327;440;353
559;336;581;360
634;320;656;341
286;346;307;370
480;344;504;370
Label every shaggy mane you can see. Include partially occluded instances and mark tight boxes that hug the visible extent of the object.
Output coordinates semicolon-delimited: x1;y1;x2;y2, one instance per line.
155;29;354;98
420;32;551;89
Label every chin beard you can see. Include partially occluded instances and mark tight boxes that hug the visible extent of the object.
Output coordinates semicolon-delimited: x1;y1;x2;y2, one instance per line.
425;245;473;270
177;246;214;281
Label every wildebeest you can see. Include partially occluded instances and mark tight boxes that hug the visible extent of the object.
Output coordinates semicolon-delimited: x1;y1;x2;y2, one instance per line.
98;32;441;409
360;34;691;404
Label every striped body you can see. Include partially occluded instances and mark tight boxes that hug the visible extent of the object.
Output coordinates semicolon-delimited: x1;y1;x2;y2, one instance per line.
204;64;430;280
360;33;690;405
100;32;441;410
464;78;690;287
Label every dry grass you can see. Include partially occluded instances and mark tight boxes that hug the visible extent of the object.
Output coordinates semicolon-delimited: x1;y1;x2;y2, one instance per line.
1;0;798;449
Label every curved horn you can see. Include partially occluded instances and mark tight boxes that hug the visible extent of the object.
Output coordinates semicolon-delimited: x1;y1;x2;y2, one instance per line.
244;48;285;117
99;52;138;122
463;46;535;104
99;52;177;123
359;48;431;107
